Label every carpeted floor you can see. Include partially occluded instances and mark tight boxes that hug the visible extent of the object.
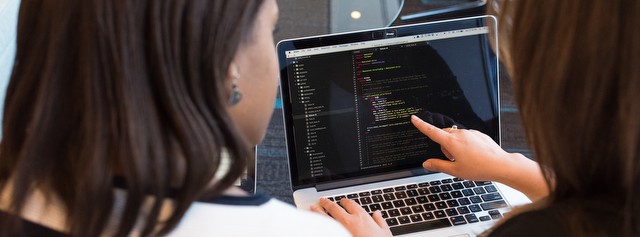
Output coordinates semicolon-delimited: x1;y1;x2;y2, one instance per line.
256;0;531;205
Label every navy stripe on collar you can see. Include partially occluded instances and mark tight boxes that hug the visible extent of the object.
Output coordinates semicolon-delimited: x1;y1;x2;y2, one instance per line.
199;192;271;206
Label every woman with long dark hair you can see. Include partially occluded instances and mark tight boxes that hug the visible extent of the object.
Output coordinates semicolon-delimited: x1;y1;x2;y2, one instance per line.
315;0;640;236
0;0;351;236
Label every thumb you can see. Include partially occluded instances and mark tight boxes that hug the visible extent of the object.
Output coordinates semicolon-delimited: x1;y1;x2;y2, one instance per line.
423;159;455;173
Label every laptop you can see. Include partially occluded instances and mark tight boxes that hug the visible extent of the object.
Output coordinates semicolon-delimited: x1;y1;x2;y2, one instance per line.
276;16;530;236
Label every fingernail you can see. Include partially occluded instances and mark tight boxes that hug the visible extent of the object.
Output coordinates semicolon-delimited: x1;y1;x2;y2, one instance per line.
423;161;432;169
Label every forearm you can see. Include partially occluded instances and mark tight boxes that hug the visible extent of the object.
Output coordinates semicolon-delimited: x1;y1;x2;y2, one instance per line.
493;153;549;202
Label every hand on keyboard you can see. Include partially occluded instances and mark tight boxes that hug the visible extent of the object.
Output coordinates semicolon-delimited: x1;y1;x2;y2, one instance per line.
311;198;392;237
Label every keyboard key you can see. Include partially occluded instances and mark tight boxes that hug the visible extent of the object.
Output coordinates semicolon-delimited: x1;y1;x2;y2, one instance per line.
389;219;452;236
445;208;458;216
481;200;508;211
481;193;503;202
372;195;384;202
335;195;346;201
418;182;430;187
395;186;407;191
381;211;389;218
405;198;417;206
398;216;411;224
452;183;464;190
451;216;467;225
429;186;442;193
393;200;406;207
457;206;470;214
475;181;492;186
386;218;399;226
434;210;446;218
438;193;452;200
383;193;396;201
354;199;361;205
363;206;370;212
473;187;487;195
462;189;475;196
328;197;335;202
406;190;419;197
428;194;440;202
359;191;371;197
451;191;463;198
465;214;479;223
485;185;498;193
440;184;453;192
416;196;429;204
383;188;394;193
463;181;476;188
458;198;471;205
360;197;373;204
418;188;430;195
422;212;435;220
469;204;482;212
347;194;358;199
453;177;464;182
410;214;423;222
395;192;407;199
435;201;448;209
446;200;459;207
423;203;436;211
388;209;401;217
400;207;412;215
407;184;418;189
370;204;382;212
480;216;491;221
372;190;383;195
469;196;483;203
411;205;425;213
489;210;503;219
382;202;394;209
430;181;442;186
442;179;453;184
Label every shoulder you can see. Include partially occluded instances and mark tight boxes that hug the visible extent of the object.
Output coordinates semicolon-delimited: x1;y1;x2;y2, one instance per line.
488;207;567;237
168;193;351;237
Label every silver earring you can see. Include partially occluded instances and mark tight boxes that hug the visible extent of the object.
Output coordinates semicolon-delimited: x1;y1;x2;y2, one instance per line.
228;77;242;106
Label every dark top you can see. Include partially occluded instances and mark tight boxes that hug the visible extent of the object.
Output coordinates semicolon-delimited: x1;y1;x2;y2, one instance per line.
488;198;623;237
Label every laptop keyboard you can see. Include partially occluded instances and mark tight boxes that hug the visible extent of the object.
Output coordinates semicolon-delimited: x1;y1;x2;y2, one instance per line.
324;178;508;236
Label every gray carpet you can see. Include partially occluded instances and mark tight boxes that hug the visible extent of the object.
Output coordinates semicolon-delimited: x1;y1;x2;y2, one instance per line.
256;0;531;205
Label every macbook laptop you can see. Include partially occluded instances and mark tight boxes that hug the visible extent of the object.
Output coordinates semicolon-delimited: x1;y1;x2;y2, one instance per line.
277;16;530;236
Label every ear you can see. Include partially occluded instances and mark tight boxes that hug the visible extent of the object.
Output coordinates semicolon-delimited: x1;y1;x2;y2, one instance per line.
226;61;240;88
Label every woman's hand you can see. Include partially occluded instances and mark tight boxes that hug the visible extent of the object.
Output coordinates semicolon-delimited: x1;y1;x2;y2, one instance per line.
310;198;392;237
411;115;549;201
411;115;510;181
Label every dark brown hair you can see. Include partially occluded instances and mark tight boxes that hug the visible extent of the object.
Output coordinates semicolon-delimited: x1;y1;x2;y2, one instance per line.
493;0;640;236
0;0;263;236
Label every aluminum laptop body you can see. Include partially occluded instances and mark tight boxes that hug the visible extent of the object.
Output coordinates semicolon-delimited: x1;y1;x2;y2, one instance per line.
277;16;530;236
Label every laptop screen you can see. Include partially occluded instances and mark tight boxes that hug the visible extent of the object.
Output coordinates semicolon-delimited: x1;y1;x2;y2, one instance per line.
278;16;499;188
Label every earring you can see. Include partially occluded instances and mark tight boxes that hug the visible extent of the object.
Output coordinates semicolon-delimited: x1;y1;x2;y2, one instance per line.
228;76;243;106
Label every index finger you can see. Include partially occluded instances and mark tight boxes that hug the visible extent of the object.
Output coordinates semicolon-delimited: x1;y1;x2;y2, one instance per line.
411;115;451;145
318;198;350;222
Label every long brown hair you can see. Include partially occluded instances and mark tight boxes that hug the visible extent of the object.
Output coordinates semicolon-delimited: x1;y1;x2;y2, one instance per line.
0;0;263;236
493;0;640;236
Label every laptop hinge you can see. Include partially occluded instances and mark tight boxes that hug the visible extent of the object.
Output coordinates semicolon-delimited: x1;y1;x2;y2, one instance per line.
315;169;429;191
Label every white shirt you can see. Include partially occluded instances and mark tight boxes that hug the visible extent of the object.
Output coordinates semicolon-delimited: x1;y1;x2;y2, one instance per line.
0;186;351;237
